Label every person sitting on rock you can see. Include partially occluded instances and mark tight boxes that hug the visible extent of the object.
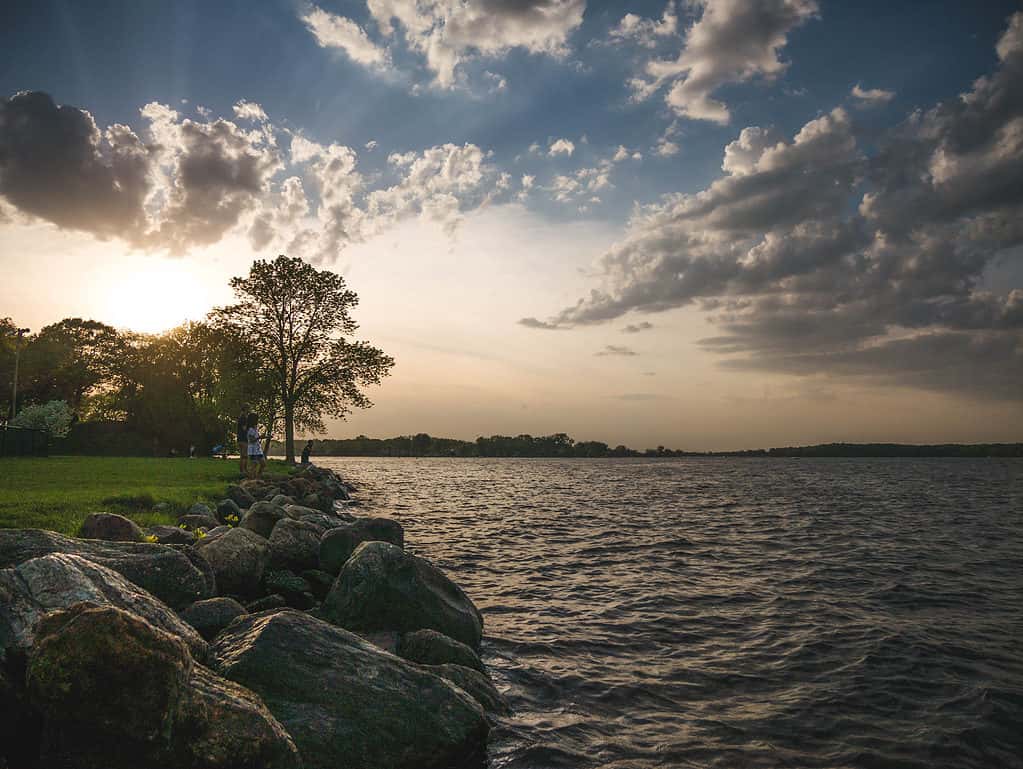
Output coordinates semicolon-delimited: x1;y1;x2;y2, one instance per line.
246;412;267;479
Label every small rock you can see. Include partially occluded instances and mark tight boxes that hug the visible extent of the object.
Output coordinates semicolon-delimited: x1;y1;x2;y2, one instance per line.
178;513;220;531
153;501;174;514
319;517;405;575
301;569;335;600
216;498;243;525
420;663;509;717
270;494;296;508
146;525;196;545
226;484;256;509
264;570;315;610
240;501;287;539
246;594;288;612
188;502;214;518
179;597;248;642
78;512;143;542
397;629;486;674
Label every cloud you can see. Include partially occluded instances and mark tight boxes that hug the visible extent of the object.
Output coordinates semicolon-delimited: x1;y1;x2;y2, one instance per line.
595;344;638;356
362;0;585;87
548;138;575;156
0;91;506;263
629;0;818;123
609;2;678;48
527;13;1023;401
851;83;895;104
0;91;150;240
518;316;564;329
301;5;391;69
622;321;654;333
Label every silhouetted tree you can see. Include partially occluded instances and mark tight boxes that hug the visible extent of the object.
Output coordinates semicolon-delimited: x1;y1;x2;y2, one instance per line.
211;256;394;463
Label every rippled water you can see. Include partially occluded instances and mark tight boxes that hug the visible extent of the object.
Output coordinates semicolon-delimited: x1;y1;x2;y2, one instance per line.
317;457;1023;769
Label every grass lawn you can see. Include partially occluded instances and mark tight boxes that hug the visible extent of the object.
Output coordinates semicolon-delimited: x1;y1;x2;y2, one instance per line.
0;456;291;535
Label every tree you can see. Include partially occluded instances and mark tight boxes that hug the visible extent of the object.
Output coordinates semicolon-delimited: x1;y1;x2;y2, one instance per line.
211;255;394;462
11;400;74;437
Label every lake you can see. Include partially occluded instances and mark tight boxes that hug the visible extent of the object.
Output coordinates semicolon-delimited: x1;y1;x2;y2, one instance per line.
317;457;1023;769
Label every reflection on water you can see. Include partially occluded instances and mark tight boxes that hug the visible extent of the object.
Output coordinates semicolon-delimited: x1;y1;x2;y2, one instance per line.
318;457;1023;769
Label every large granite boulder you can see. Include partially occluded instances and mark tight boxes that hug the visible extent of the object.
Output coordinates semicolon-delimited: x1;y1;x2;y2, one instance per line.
226;484;256;509
78;512;143;542
0;529;214;610
240;501;287;539
27;603;193;742
26;603;298;769
268;518;321;572
211;610;487;769
421;664;509;717
270;494;296;508
179;597;248;642
193;527;269;597
322;541;483;650
0;554;207;660
398;629;486;674
318;517;405;575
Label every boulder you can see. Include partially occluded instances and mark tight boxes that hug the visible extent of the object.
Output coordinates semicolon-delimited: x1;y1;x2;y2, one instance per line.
264;570;315;609
177;664;302;769
0;529;215;609
187;502;215;519
193;526;269;597
268;518;321;572
0;554;207;660
146;525;196;545
226;484;256;509
397;629;486;674
211;610;488;769
322;542;483;650
78;512;143;542
420;664;509;717
282;503;323;521
179;597;248;642
240;501;287;539
301;493;334;515
26;603;299;769
28;603;193;742
178;513;220;531
270;494;296;508
216;498;243;525
318;517;405;575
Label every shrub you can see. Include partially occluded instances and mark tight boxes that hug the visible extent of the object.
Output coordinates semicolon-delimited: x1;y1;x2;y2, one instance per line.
11;400;74;438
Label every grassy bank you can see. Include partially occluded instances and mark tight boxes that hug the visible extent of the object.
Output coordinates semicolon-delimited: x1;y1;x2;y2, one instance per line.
0;456;290;535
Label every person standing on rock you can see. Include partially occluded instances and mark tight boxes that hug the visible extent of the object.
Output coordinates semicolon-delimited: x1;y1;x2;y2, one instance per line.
301;440;313;466
237;405;250;476
246;412;267;479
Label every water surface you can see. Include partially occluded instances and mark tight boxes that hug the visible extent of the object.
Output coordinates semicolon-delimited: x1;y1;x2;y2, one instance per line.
318;457;1023;769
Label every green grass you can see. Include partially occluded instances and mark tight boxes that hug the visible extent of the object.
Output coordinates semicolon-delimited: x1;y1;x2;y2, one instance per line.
0;456;291;535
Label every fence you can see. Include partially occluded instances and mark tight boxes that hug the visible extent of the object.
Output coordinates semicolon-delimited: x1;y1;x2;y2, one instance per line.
0;424;49;457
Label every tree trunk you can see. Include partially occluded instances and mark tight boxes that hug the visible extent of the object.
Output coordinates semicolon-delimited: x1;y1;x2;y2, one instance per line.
284;401;295;464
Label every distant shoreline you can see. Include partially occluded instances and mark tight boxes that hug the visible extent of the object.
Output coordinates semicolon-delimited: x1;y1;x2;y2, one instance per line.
279;439;1023;459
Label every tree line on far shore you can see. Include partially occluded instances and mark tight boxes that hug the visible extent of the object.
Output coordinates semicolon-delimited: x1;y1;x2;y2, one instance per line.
1;256;393;462
271;435;1023;458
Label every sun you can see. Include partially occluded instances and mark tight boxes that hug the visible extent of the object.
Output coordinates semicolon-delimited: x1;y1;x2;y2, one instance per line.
98;259;221;334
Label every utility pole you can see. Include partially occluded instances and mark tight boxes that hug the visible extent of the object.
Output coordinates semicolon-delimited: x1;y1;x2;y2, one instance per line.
9;327;29;421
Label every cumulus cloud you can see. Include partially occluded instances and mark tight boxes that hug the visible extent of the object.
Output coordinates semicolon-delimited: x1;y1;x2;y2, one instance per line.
851;83;895;104
609;2;678;48
522;13;1023;401
595;344;638;356
356;0;585;87
301;5;391;69
629;0;818;123
548;138;575;156
518;316;564;329
0;91;506;263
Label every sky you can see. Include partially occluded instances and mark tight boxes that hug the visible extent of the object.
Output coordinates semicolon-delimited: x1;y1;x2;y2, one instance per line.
1;0;1021;450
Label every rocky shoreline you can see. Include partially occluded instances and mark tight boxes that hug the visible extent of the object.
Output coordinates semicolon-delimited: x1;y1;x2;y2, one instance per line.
0;465;502;769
